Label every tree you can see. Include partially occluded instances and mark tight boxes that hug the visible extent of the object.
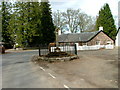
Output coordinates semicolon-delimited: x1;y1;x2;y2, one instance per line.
53;9;96;33
52;10;66;33
95;3;117;39
2;2;13;48
2;0;55;47
8;1;41;47
8;2;27;47
78;13;96;32
26;1;43;46
40;0;55;44
62;9;80;33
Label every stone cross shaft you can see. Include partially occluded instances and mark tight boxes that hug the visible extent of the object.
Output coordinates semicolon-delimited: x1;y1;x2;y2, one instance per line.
55;28;59;47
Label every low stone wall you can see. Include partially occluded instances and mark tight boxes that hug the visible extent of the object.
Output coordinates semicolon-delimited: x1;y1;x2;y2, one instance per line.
16;48;23;50
31;55;79;62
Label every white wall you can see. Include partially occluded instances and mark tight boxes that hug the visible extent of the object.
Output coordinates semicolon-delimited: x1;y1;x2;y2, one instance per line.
78;45;114;50
51;44;114;52
75;43;114;50
116;30;120;46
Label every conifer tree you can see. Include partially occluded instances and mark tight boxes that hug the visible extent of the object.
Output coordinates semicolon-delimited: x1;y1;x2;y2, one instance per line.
40;0;55;44
8;1;41;47
2;2;13;48
6;0;55;47
95;3;117;39
9;2;26;47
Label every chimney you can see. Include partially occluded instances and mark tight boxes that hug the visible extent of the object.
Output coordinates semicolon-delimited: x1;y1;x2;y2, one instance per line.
58;29;61;35
99;26;103;31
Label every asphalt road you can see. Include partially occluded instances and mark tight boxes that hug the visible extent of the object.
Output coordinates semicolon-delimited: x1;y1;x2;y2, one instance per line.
1;48;118;88
2;50;65;88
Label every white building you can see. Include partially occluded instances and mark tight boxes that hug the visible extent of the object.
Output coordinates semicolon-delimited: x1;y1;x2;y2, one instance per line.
115;29;120;47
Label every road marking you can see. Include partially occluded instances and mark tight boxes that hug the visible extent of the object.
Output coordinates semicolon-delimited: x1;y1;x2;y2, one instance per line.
63;84;69;88
40;67;45;71
48;73;56;79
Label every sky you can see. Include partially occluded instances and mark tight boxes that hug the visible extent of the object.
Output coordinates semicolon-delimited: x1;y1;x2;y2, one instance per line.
50;0;119;27
1;0;118;17
1;0;119;27
50;0;118;16
118;1;120;27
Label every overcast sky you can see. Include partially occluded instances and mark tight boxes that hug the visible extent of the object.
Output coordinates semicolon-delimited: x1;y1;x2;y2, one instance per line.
2;0;119;27
50;0;119;27
50;0;118;16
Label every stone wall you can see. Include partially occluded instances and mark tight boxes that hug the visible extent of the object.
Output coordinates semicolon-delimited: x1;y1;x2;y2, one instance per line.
80;32;114;46
88;32;114;46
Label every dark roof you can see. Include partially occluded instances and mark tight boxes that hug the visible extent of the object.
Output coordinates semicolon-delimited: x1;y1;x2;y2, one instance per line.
58;30;101;43
116;27;120;35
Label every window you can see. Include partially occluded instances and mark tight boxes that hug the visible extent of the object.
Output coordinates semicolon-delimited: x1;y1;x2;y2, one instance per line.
96;40;100;45
107;41;112;45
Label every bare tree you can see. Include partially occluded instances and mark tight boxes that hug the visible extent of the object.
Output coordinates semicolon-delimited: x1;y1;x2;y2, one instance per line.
78;13;96;32
86;16;96;32
62;9;80;33
53;9;96;33
52;10;66;33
